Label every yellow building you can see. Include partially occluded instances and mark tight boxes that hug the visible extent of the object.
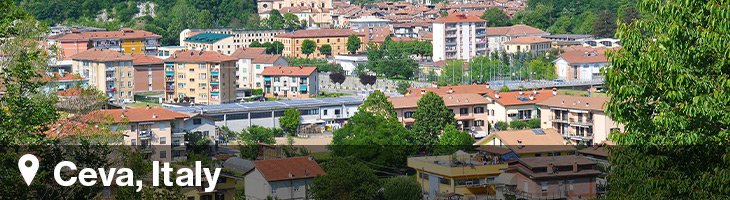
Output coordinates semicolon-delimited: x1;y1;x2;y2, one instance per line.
274;29;367;59
504;36;552;54
70;49;135;102
182;174;244;200
164;50;238;105
408;153;508;199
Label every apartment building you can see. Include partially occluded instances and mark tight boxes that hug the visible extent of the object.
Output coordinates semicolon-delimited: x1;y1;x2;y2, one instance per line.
486;24;549;53
474;128;576;158
504;36;552;54
537;95;622;145
180;29;286;50
408;152;508;199
392;22;432;38
155;46;187;59
166;96;363;133
163;50;238;105
244;157;326;200
131;54;165;95
500;156;601;200
71;49;135;102
180;32;235;55
230;48;289;89
257;0;333;14
274;29;367;59
553;46;610;81
432;12;487;61
349;16;391;29
390;93;490;137
83;107;190;161
261;66;319;98
50;28;160;60
484;89;556;125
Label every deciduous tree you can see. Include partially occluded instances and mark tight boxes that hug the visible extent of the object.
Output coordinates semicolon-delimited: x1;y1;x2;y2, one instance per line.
412;92;455;145
301;39;317;58
279;108;300;136
346;35;361;54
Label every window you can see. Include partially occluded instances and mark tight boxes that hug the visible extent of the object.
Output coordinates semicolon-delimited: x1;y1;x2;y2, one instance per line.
541;181;548;191
193;118;202;125
256;65;261;69
160;137;166;144
323;110;328;115
475;120;485;126
199;73;207;79
404;111;414;118
131;139;137;146
568;180;574;190
160;151;166;158
127;81;132;87
178;73;186;78
474;107;485;114
335;109;341;115
460;108;468;115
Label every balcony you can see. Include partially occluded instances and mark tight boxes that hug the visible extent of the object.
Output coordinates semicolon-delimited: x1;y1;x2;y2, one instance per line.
572;118;594;126
105;67;116;72
139;131;152;140
165;71;175;76
407;154;507;177
553;116;568;122
166;86;175;92
210;71;219;76
106;77;116;81
165;77;174;82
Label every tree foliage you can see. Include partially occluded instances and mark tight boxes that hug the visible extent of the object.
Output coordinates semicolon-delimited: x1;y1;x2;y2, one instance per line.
301;39;317;57
604;0;730;198
412;92;456;146
318;44;332;57
358;90;396;119
346;35;361;54
382;177;422;200
329;72;346;85
279;108;300;136
435;124;476;154
480;7;512;27
365;40;423;79
287;57;343;73
396;81;411;95
310;157;380;200
56;87;108;114
359;74;376;85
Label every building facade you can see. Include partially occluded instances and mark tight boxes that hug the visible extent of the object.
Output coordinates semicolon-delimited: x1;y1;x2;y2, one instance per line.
50;28;160;60
180;33;236;55
132;54;165;95
274;29;367;59
486;24;549;53
390;93;490;137
501;156;601;200
408;152;508;199
230;48;289;89
537;95;622;145
244;157;325;200
504;36;552;54
71;49;135;102
432;12;487;61
261;66;319;98
163;50;238;105
553;47;610;81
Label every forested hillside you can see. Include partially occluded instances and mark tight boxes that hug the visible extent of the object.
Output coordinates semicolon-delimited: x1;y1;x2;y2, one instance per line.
510;0;640;37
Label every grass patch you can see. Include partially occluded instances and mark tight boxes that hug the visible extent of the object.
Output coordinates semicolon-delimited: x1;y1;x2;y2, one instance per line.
560;89;608;98
127;102;161;108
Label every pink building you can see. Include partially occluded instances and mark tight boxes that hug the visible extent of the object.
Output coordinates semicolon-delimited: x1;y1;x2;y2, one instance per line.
500;155;601;200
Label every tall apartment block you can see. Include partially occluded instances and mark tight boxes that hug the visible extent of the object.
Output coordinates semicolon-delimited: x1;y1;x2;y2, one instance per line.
179;28;286;53
163;50;238;105
432;12;487;61
70;49;135;101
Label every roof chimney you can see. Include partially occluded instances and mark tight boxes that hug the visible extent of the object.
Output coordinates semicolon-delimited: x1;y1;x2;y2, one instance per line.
288;172;294;178
519;91;524;95
495;93;500;99
448;88;454;94
146;104;151;110
528;95;535;101
421;89;426;95
586;102;590;107
152;114;158;119
552;90;558;96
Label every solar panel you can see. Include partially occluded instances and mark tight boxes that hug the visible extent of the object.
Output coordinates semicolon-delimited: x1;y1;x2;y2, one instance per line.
532;129;545;135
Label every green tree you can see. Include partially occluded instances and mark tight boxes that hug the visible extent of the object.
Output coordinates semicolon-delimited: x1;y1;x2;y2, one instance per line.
494;121;509;131
331;111;417;168
318;44;333;57
412;92;456;145
604;0;730;198
238;125;276;159
310;157;380;200
250;41;263;47
593;10;617;38
358;90;396;119
573;11;597;34
301;39;317;58
266;9;284;29
439;60;465;86
283;12;302;30
436;124;476;154
382;177;422;200
480;7;512;27
280;108;301;136
396;81;411;95
267;41;284;54
346;35;362;54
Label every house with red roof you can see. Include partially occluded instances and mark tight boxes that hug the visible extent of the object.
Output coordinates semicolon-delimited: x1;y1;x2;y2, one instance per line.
432;11;488;61
486;24;550;53
48;28;160;60
244;157;325;200
553;46;613;81
504;36;552;54
163;50;238;105
260;66;319;98
230;48;289;89
273;29;367;59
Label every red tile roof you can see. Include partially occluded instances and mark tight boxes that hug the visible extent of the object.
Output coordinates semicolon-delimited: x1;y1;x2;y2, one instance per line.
433;12;486;23
132;53;164;65
261;66;317;76
486;24;548;36
389;93;490;109
43;119;102;139
536;95;608;112
54;28;160;42
70;49;133;62
407;84;492;96
505;36;551;44
486;89;557;106
253;54;283;64
556;46;612;64
83;107;190;123
56;87;83;97
164;50;238;63
230;48;268;59
275;29;365;38
254;157;326;182
42;72;83;82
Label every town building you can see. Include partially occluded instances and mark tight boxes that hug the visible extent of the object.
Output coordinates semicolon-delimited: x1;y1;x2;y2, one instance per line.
131;54;165;96
83;107;191;161
486;24;549;53
273;29;367;58
503;36;552;54
474;128;576;158
230;48;289;89
583;38;620;47
155;46;187;59
165;96;363;133
348;16;391;29
42;72;86;93
390;93;490;137
257;0;333;14
163;50;238;105
432;12;487;61
553;47;611;81
244;157;325;200
407;151;508;199
50;28;160;60
543;34;595;49
70;49;135;102
261;66;319;98
498;155;601;200
179;29;286;52
333;54;368;76
180;32;235;55
537;95;622;145
392;22;432;38
484;88;555;125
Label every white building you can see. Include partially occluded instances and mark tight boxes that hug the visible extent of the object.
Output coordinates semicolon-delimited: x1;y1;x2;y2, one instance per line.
179;29;286;52
244;157;325;200
348;16;391;30
583;38;621;47
261;66;319;98
486;24;549;53
432;12;487;61
333;54;368;76
230;48;289;89
553;46;611;81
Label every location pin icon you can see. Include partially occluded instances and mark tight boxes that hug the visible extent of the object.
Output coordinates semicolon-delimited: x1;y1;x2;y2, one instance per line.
18;154;39;186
